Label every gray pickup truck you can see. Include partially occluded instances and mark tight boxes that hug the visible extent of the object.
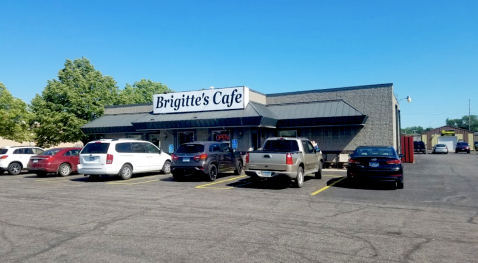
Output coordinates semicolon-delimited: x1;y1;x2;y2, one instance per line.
244;137;323;187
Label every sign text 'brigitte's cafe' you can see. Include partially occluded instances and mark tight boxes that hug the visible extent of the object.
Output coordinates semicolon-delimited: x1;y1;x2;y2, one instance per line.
153;87;250;114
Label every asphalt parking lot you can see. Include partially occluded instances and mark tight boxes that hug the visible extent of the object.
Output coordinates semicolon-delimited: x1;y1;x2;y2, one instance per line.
1;153;478;263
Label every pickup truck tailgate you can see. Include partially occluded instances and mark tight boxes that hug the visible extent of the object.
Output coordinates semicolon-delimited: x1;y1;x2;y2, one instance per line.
247;152;298;171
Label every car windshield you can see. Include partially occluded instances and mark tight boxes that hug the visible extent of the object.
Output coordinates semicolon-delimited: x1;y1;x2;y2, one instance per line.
436;144;446;147
0;149;8;154
354;147;397;157
81;143;110;154
39;149;61;156
176;144;205;153
457;142;468;146
263;140;299;152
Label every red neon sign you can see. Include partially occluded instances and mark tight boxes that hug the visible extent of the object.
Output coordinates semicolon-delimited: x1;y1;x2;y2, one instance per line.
215;134;229;141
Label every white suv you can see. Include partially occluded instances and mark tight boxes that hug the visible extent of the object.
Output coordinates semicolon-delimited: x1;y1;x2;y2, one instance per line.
77;139;171;180
0;146;45;175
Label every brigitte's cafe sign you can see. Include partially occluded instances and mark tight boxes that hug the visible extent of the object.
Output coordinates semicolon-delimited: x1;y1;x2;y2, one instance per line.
153;87;249;114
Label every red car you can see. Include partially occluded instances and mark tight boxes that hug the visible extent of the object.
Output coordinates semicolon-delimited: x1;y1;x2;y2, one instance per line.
27;147;82;177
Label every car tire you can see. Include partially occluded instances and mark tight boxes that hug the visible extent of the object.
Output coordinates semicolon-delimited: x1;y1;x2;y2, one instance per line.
36;172;47;177
396;181;404;189
0;170;5;175
207;164;218;181
119;164;133;180
161;160;171;174
315;161;322;179
294;166;304;188
8;162;22;175
234;160;243;175
58;163;71;177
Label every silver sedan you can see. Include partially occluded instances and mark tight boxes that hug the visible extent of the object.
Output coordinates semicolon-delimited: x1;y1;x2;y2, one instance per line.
432;144;448;154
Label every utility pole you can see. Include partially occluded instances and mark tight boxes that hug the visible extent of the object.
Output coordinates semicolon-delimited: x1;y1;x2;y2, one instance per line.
469;99;471;131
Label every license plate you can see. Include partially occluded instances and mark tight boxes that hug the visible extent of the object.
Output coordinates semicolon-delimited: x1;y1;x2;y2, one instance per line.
369;162;379;167
33;160;38;163
183;157;190;162
261;171;272;177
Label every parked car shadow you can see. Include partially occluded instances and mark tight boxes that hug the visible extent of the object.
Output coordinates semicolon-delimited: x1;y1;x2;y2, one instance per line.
162;172;238;183
327;177;398;190
70;172;162;183
228;176;315;190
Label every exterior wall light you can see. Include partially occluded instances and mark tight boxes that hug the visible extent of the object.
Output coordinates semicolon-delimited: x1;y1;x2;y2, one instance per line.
399;96;412;103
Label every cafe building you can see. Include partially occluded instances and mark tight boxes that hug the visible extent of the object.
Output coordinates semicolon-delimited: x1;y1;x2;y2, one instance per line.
81;83;402;155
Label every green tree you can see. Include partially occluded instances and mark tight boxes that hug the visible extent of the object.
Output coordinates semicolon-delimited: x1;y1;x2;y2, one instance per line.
118;79;173;104
446;115;478;132
30;58;119;147
401;126;433;135
0;82;34;142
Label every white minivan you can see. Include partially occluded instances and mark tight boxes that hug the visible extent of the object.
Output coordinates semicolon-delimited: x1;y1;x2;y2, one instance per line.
77;139;171;180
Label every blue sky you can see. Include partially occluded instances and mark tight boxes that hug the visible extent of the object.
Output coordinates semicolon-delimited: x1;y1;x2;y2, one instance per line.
1;0;477;128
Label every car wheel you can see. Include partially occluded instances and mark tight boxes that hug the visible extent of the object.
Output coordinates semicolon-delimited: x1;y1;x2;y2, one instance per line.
396;181;404;189
207;164;218;181
294;166;304;188
161;160;171;174
58;163;71;177
8;162;22;175
315;161;322;179
36;172;47;177
172;172;184;181
119;164;133;180
234;160;243;175
0;170;5;175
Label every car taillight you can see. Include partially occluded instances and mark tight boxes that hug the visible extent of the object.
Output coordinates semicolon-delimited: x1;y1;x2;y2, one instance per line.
106;154;113;164
245;152;249;163
286;153;293;165
0;155;8;159
348;159;360;164
386;159;401;164
171;154;179;161
194;153;208;160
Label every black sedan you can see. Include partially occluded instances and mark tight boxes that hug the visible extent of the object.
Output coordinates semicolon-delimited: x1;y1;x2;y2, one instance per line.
347;146;404;189
455;142;470;153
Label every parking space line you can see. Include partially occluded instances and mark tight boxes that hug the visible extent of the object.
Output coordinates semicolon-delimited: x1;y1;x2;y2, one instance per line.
107;179;160;185
310;177;346;196
195;175;247;189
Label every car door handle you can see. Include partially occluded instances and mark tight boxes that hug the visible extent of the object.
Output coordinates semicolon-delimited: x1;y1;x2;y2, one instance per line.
263;154;271;158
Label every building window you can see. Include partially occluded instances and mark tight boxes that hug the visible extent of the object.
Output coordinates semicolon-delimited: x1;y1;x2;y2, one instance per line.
278;130;297;137
178;131;194;145
126;134;142;140
148;133;161;148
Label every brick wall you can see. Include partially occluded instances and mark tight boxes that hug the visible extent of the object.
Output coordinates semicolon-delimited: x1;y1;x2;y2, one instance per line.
266;84;397;151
